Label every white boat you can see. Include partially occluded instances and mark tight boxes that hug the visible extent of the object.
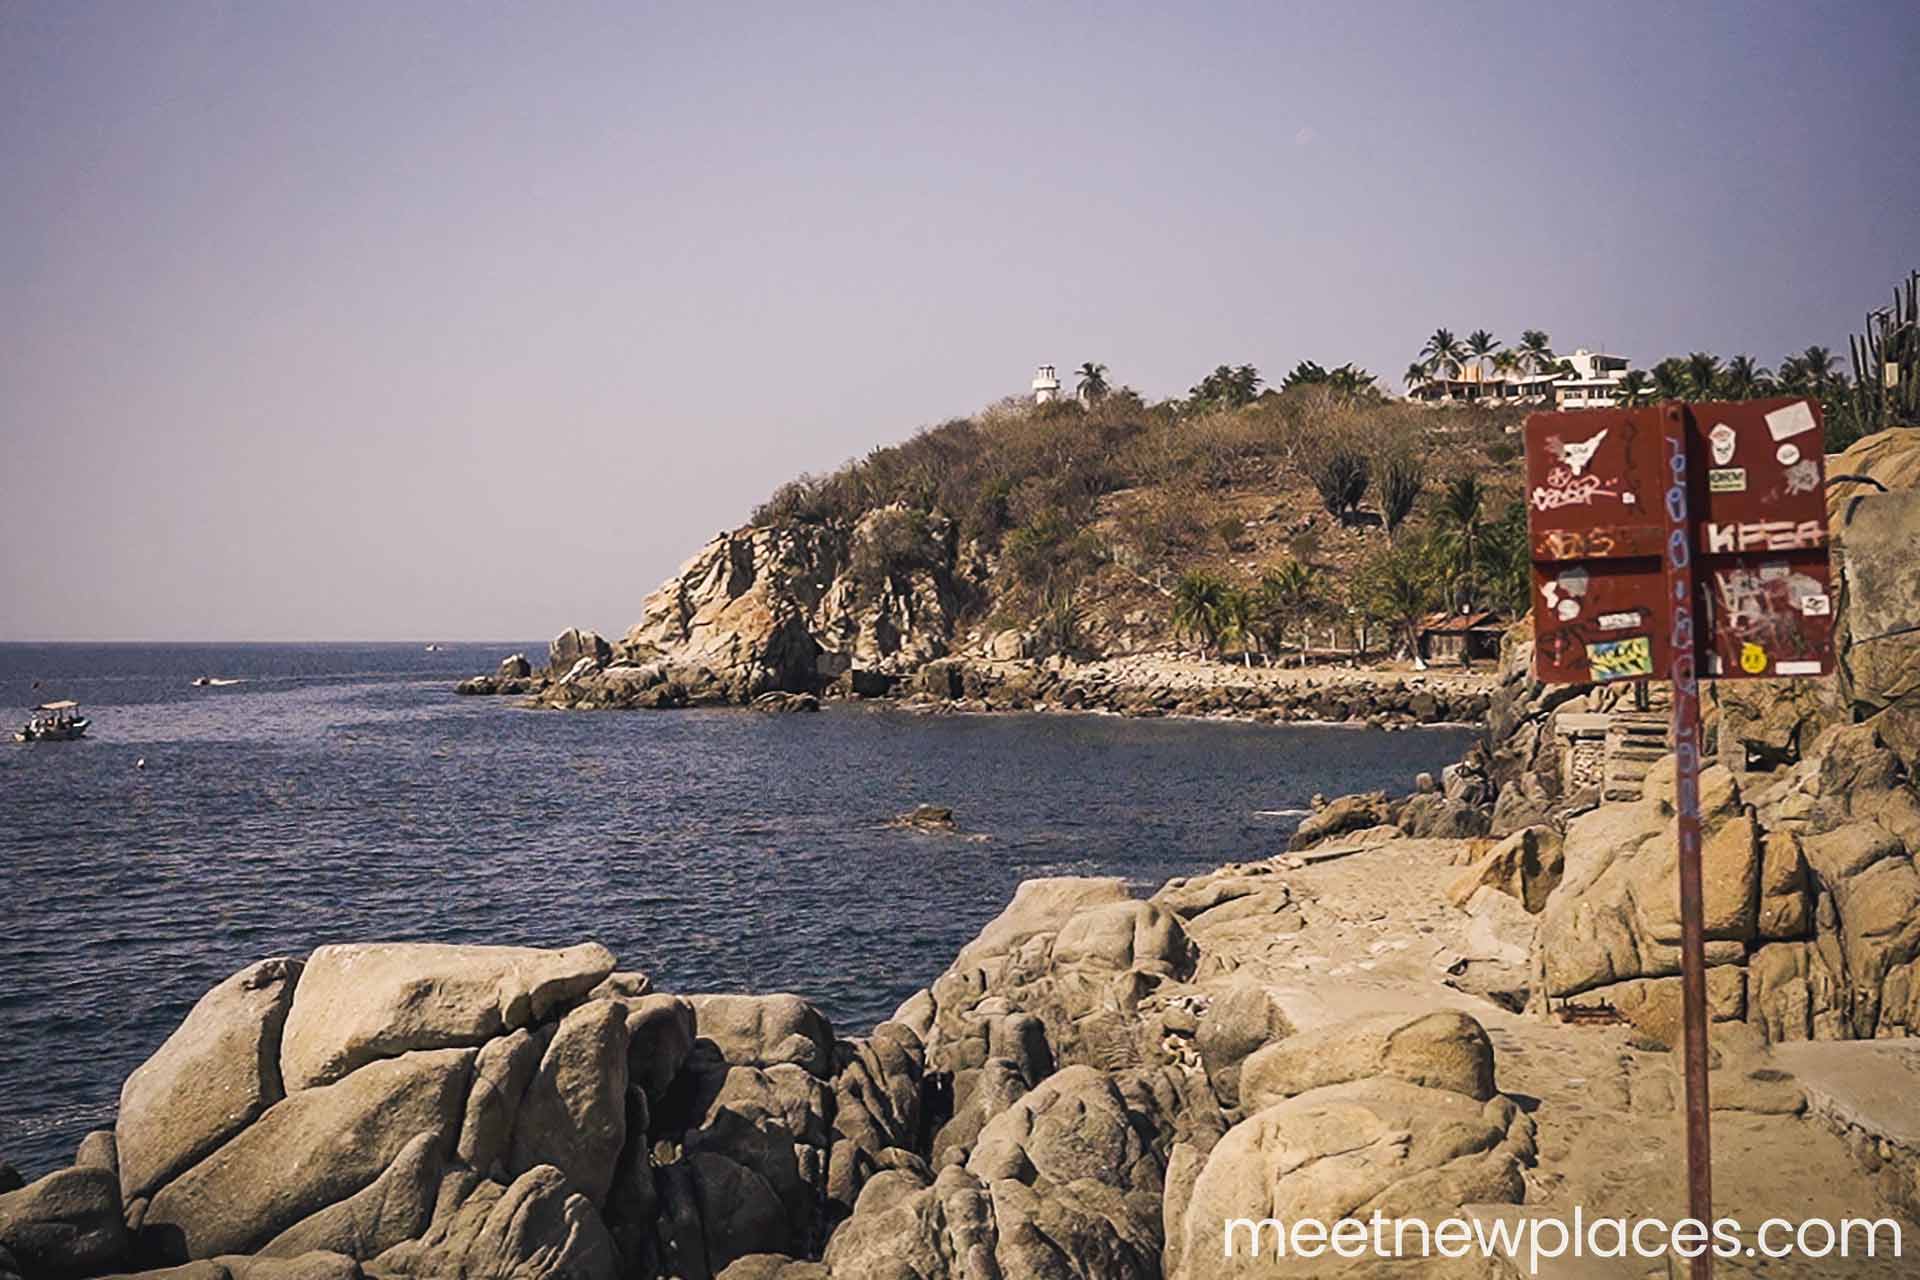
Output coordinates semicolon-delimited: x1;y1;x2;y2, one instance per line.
15;700;90;742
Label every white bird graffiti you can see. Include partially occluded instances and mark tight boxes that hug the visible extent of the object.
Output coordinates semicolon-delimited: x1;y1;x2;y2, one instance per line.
1556;428;1609;477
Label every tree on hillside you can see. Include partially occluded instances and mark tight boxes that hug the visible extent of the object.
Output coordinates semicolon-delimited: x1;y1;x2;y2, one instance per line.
1189;364;1263;409
1305;447;1371;524
1356;541;1438;663
1466;330;1502;377
1075;362;1110;404
1433;474;1487;610
1256;561;1323;666
1376;449;1425;543
1171;570;1232;657
1517;330;1556;374
1420;329;1465;380
1403;362;1431;393
1476;501;1532;616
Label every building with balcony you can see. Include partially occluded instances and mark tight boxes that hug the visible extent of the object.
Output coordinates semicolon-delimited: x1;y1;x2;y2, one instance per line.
1407;348;1633;409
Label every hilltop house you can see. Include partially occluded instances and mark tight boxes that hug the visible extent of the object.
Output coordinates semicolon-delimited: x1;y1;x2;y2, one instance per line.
1408;348;1633;409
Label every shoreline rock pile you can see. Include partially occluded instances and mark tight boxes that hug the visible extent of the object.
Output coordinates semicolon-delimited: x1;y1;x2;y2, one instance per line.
2;885;1535;1279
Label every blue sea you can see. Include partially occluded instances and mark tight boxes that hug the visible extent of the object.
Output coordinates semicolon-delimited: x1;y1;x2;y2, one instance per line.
0;642;1476;1176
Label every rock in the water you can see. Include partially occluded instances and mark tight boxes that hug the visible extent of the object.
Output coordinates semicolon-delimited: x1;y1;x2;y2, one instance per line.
118;957;303;1204
1287;791;1389;851
547;628;613;681
279;941;613;1091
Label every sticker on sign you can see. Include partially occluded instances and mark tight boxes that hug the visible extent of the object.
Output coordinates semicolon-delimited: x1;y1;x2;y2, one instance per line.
1765;400;1817;442
1588;635;1653;682
1777;660;1824;676
1708;467;1747;492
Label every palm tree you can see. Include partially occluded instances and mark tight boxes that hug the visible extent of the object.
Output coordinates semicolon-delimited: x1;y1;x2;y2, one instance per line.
1356;542;1438;663
1517;330;1555;374
1721;354;1771;400
1800;346;1840;397
1775;354;1811;394
1258;561;1323;666
1614;369;1653;406
1685;352;1722;400
1171;571;1231;658
1075;362;1109;404
1433;474;1487;610
1420;329;1465;380
1477;502;1533;616
1651;357;1690;401
1466;330;1502;378
1404;361;1431;394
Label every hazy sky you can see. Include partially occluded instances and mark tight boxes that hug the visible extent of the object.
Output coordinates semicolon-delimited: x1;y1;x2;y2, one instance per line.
4;2;1915;641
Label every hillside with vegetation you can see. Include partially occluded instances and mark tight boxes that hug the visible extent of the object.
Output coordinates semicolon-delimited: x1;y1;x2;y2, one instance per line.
747;369;1532;668
458;268;1916;708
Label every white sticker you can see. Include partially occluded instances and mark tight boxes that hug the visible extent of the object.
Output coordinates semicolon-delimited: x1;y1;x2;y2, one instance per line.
1776;660;1824;676
1709;422;1737;465
1709;467;1747;492
1777;442;1801;466
1556;566;1591;596
1598;611;1640;630
1707;653;1724;674
1765;400;1817;441
1555;598;1580;621
1800;593;1831;616
1758;561;1790;580
1560;429;1608;476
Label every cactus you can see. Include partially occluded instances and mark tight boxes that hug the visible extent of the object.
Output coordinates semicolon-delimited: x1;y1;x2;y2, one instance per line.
1841;268;1920;445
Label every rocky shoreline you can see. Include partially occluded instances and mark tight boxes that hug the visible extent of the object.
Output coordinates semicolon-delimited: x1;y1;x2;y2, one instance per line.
460;639;1496;731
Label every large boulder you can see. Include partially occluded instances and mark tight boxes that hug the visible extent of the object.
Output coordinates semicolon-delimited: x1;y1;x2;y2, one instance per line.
0;1166;127;1277
279;942;614;1090
1237;1011;1497;1112
684;995;834;1078
140;1049;473;1261
547;628;613;680
117;958;302;1204
1838;487;1920;715
1288;792;1390;851
951;876;1131;970
368;1166;619;1280
1174;1078;1534;1277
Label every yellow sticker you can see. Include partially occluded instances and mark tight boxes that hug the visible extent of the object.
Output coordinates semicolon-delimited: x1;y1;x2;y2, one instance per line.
1740;642;1768;674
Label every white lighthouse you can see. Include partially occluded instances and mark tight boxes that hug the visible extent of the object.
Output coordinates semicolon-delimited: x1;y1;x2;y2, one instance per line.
1031;364;1061;404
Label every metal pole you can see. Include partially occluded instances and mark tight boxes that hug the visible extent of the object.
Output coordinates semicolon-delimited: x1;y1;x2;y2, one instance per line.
1659;403;1714;1278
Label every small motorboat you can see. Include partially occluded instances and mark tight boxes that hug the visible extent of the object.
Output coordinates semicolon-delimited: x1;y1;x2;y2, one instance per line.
15;700;90;742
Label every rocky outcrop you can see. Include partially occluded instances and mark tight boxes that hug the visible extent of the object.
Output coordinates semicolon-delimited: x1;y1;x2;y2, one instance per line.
64;863;1546;1280
519;508;982;708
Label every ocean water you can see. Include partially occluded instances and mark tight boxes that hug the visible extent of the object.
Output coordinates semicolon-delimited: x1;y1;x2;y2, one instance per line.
0;642;1476;1176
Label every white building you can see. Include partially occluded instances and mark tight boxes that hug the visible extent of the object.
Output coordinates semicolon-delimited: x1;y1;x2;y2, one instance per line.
1406;347;1633;409
1031;364;1061;404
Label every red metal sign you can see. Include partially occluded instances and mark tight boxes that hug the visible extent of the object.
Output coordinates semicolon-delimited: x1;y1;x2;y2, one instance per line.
1524;396;1833;1280
1526;397;1834;686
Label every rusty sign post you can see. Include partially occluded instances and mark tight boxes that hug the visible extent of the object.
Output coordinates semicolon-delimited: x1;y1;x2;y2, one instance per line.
1525;397;1834;1280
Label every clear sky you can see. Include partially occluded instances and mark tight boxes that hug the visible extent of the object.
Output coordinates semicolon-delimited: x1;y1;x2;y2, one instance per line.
3;1;1915;641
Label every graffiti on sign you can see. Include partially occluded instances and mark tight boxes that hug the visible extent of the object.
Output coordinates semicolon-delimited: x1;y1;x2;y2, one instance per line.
1783;459;1820;495
1703;520;1824;554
